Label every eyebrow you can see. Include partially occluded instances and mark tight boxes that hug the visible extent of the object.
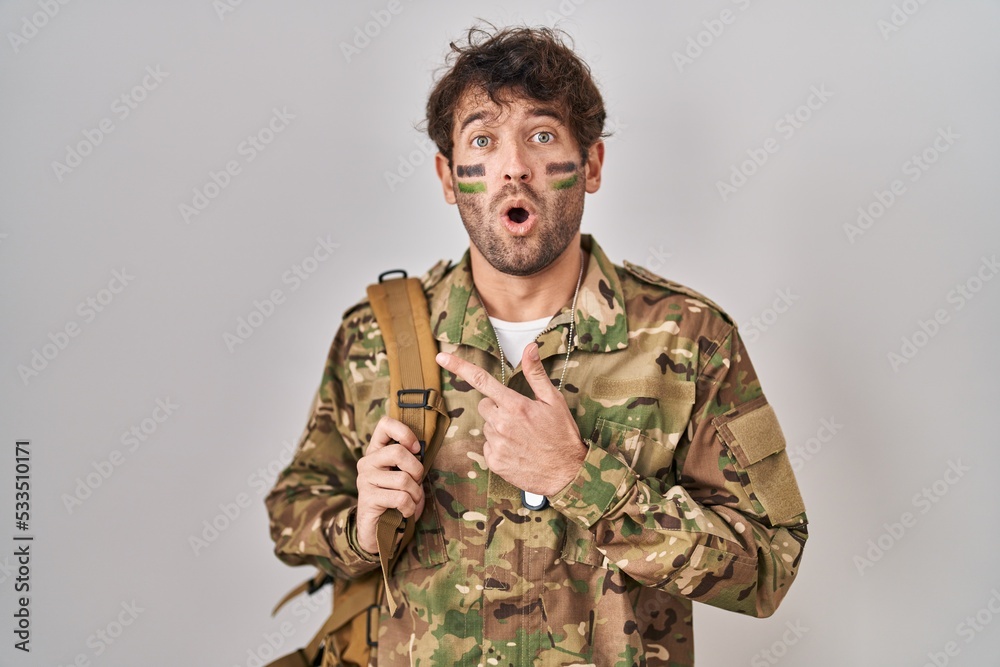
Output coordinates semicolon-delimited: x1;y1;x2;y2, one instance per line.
458;110;487;136
457;106;565;136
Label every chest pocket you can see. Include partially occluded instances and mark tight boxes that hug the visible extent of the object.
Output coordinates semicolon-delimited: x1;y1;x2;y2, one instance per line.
561;377;696;567
587;375;696;480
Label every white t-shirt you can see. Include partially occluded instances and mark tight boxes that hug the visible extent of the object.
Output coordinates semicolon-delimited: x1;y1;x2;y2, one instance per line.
487;314;552;369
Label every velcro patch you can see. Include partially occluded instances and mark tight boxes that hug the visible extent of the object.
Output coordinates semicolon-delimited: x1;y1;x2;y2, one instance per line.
713;397;806;525
716;399;786;467
592;376;695;403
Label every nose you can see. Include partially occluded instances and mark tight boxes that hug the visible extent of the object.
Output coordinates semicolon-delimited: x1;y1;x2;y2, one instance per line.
501;142;532;183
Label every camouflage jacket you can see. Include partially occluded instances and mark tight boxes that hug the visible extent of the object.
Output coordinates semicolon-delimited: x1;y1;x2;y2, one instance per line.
265;233;809;666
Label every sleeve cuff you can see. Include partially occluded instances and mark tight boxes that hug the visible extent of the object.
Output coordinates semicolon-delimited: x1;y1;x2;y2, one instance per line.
335;507;382;567
549;438;635;529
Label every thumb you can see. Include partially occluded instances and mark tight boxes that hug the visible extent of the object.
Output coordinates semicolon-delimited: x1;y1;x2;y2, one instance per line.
522;342;557;403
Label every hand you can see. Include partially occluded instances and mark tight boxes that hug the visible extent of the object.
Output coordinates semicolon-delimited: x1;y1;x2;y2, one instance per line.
435;342;586;496
355;415;425;555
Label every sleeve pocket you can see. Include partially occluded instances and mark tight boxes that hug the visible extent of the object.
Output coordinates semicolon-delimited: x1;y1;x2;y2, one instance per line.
712;396;807;526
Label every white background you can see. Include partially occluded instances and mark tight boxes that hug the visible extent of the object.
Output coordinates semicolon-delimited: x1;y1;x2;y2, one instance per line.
2;1;999;665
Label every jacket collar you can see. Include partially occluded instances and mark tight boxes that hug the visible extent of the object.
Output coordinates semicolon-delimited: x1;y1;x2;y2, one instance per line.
427;233;628;366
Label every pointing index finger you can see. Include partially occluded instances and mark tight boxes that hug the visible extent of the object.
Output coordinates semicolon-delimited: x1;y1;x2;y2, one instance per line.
435;351;510;406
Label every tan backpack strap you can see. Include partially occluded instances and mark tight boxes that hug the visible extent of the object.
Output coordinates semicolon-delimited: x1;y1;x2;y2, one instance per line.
367;275;442;448
270;571;331;617
366;273;449;615
381;392;449;564
268;577;383;667
262;649;311;667
302;578;382;664
267;270;450;667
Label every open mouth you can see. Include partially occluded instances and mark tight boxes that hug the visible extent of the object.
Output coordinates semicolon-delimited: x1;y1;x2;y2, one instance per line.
499;199;536;235
507;207;529;223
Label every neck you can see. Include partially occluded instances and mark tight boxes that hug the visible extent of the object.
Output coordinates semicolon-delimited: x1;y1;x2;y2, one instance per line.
470;232;585;322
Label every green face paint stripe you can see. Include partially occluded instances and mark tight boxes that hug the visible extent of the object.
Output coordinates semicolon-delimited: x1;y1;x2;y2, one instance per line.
552;174;578;190
458;181;486;193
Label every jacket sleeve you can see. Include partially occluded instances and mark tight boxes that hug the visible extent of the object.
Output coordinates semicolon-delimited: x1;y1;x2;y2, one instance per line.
549;323;808;617
264;321;382;580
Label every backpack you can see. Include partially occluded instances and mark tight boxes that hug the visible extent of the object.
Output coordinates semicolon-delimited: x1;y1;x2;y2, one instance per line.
265;269;451;667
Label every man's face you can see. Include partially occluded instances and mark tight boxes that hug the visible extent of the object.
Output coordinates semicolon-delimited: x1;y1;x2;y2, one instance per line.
435;87;604;277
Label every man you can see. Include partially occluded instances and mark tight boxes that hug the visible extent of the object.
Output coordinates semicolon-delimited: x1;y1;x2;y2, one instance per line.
266;24;808;666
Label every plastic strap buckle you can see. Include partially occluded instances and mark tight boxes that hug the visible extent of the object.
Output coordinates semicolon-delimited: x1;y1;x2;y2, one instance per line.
366;604;380;647
378;269;407;283
397;388;431;409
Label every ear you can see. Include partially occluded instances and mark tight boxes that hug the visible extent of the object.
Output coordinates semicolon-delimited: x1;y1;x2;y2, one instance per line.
583;140;605;194
435;152;457;205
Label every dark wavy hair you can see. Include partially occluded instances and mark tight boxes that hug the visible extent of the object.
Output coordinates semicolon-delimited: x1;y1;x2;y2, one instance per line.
423;22;609;167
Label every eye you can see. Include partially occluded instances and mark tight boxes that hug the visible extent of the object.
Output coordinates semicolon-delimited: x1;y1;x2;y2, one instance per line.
534;131;553;144
473;136;490;148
